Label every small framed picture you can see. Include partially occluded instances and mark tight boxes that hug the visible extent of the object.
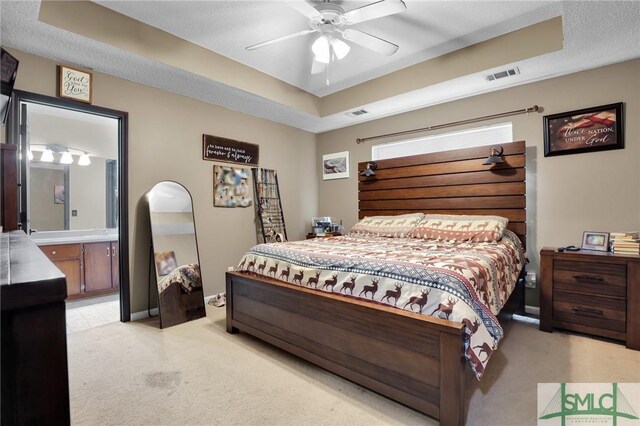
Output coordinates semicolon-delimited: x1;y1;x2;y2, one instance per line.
581;231;610;252
322;151;349;180
57;65;93;104
54;185;65;204
154;251;178;276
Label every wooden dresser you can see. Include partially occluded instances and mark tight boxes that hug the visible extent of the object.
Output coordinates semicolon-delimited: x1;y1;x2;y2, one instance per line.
1;231;70;425
540;247;640;350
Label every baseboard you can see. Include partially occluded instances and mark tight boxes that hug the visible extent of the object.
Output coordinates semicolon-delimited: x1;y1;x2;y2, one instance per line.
525;305;540;317
131;308;158;321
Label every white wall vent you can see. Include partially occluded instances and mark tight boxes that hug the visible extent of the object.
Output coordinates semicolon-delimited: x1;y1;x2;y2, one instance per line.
346;109;368;117
486;67;520;81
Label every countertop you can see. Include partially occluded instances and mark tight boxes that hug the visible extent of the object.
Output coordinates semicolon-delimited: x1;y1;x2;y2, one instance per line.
29;230;118;246
1;231;67;310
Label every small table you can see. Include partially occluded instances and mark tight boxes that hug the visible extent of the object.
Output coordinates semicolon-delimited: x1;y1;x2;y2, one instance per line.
306;233;342;239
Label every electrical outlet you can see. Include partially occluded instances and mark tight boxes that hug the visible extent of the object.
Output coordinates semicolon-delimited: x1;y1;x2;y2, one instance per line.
525;272;536;288
227;266;235;272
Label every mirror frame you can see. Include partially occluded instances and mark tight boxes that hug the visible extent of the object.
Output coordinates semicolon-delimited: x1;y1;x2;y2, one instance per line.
7;89;130;322
146;180;205;329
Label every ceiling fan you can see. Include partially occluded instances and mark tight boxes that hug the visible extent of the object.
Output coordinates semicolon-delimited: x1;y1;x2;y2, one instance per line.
246;0;407;80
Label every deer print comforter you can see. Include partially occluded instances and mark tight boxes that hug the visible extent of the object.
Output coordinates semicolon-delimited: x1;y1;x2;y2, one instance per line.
236;231;525;379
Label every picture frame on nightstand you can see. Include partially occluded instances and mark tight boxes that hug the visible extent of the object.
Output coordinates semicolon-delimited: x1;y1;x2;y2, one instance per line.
581;231;610;252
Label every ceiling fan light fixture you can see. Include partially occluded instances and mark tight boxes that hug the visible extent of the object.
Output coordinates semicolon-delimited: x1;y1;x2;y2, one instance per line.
312;35;331;64
331;37;350;60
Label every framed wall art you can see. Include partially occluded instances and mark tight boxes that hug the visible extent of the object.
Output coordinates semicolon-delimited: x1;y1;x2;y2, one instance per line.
57;65;93;104
581;231;610;252
322;151;349;180
544;103;623;157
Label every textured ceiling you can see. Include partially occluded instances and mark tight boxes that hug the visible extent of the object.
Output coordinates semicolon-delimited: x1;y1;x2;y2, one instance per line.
94;0;555;97
1;1;639;133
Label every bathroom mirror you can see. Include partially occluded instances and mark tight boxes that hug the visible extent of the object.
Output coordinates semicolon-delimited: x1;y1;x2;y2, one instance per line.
146;181;205;328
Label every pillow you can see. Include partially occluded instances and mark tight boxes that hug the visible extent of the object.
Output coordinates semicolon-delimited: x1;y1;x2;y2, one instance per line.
408;214;508;243
349;213;425;237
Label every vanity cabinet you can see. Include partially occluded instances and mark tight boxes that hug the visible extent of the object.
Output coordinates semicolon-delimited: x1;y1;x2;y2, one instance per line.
39;241;119;299
83;242;113;292
40;244;83;297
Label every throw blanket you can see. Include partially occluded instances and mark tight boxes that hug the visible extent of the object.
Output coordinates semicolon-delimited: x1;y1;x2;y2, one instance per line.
158;263;202;294
236;231;525;379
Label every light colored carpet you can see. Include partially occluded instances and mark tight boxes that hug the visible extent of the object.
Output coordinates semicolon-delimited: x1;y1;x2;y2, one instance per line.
67;306;640;425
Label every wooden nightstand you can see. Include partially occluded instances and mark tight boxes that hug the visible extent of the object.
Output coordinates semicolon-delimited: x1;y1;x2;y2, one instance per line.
306;233;342;239
540;247;640;350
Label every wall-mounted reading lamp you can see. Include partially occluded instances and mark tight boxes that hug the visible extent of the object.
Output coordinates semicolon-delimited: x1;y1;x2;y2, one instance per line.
360;161;377;177
482;146;505;165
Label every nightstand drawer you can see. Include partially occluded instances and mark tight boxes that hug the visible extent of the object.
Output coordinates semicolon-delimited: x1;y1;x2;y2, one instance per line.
553;290;626;333
554;269;626;298
554;260;626;276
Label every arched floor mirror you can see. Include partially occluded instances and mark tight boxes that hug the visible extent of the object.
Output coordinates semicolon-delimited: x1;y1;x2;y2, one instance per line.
146;181;205;328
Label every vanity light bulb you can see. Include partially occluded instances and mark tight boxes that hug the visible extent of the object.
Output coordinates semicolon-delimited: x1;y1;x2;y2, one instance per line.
78;153;91;166
40;149;54;162
60;152;74;164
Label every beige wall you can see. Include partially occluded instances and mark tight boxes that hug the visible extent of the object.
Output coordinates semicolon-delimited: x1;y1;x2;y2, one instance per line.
317;59;640;307
8;48;317;314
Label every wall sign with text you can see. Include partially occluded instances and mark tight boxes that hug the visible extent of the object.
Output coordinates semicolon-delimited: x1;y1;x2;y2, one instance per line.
202;134;259;166
57;65;93;104
543;102;623;157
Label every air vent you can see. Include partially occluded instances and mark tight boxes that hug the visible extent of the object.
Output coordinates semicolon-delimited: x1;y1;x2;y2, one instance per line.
486;67;520;81
346;109;368;117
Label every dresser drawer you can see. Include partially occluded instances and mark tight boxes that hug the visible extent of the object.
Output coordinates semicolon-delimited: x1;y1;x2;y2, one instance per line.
40;244;81;261
553;290;626;333
553;269;626;298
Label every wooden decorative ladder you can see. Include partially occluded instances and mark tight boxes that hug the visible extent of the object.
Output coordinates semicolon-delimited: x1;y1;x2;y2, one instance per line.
252;168;287;243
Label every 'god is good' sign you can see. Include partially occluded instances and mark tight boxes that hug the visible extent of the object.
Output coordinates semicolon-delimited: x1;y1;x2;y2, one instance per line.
57;65;92;104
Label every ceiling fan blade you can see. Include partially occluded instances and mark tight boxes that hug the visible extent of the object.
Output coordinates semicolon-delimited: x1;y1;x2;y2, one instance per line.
339;0;406;25
341;29;399;56
246;29;316;51
311;59;327;75
286;0;323;21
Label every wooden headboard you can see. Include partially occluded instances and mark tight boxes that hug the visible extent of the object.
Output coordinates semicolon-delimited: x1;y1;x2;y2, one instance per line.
358;140;526;246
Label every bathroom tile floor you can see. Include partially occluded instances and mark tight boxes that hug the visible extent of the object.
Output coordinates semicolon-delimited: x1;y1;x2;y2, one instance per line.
65;293;120;334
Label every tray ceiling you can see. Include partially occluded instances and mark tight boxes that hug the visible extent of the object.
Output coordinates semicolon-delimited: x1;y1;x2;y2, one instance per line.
1;1;639;133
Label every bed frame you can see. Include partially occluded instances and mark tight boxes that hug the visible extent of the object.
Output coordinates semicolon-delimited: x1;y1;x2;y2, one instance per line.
226;141;526;425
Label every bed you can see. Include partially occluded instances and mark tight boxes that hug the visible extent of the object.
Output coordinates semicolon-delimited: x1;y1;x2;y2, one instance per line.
226;141;526;425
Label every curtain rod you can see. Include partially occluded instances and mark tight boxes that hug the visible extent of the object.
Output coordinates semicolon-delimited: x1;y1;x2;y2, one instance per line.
355;105;540;144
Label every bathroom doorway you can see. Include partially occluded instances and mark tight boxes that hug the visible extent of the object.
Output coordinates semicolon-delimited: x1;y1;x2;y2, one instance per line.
7;90;130;322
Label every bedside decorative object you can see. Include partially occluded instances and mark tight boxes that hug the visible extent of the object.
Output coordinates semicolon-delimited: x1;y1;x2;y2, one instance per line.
539;247;639;350
581;231;609;252
57;65;92;103
543;103;623;157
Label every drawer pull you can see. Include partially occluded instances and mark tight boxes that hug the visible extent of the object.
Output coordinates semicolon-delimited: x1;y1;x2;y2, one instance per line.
51;250;57;255
573;274;604;282
572;307;604;317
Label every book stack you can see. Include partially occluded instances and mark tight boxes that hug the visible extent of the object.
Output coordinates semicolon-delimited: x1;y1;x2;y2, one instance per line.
610;232;640;254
